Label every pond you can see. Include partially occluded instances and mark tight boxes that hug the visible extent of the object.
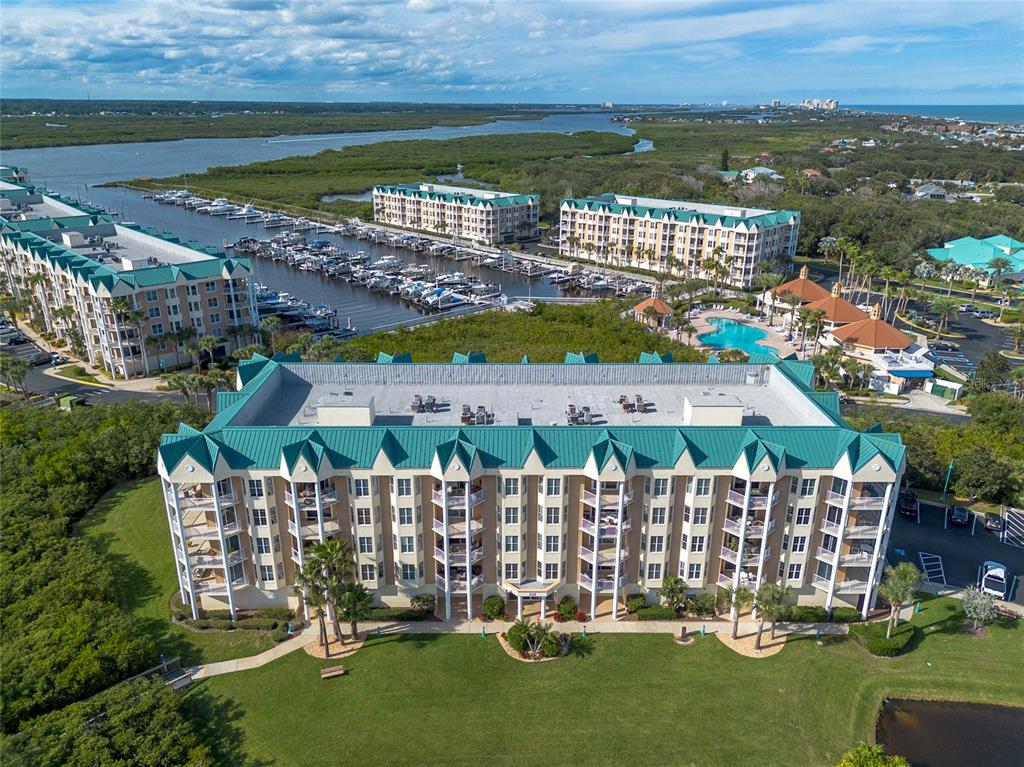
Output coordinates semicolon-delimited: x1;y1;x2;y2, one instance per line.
697;317;778;358
876;699;1024;766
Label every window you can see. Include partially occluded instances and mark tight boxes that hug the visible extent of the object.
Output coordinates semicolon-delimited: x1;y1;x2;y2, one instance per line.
145;290;158;302
164;288;176;300
276;562;284;579
792;536;807;553
361;564;375;581
356;508;371;526
401;563;416;580
205;281;216;293
358;536;373;554
504;506;519;525
148;307;161;319
787;563;803;581
647;563;662;580
695;478;711;496
545;506;560;525
150;322;164;336
687;562;702;580
252;509;267;526
391;534;398;551
305;507;318;522
796;508;812;526
801;478;817;496
354;479;370;497
782;534;790;551
545;563;559;580
693;507;708;525
505;536;519;553
651;507;666;525
207;297;219;308
790;477;799;494
378;561;385;578
248;479;264;498
400;536;414;554
260;565;274;582
545;477;561;496
396;478;411;496
209;313;221;325
653;478;669;496
545;535;559;553
778;560;786;578
256;537;271;554
505;562;518;580
399;507;413;525
786;505;794;523
690;535;705;553
504;477;519;496
649;535;664;553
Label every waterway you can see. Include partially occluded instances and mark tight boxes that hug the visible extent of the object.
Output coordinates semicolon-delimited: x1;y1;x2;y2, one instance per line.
876;699;1024;766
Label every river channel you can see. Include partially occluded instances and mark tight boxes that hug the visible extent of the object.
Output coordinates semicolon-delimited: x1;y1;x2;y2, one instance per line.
2;113;635;333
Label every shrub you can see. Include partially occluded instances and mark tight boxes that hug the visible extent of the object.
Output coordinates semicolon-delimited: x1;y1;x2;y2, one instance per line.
235;618;278;631
257;608;295;621
625;594;647;613
207;619;235;630
557;597;577;621
506;623;528;653
687;593;718;617
540;634;561;658
786;605;829;623
368;607;427;621
574;611;588;622
830;607;861;623
849;622;914;657
191;619;212;630
171;609;185;622
270;628;289;643
482;595;505;620
410;594;436;613
205;610;233;620
637;606;677;621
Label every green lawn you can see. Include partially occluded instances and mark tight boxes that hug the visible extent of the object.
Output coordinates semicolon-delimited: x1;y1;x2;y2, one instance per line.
202;596;1022;767
79;480;274;664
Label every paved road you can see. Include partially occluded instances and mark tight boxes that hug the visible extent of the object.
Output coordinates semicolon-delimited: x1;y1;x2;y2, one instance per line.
23;364;180;405
887;500;1023;604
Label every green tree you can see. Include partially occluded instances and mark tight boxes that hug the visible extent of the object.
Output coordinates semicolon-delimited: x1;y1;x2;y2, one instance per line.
1009;322;1024;354
0;351;30;396
306;538;356;642
336;582;372;640
657;575;687;611
836;742;910;767
953;445;1020;505
973;350;1010;392
928;296;958;338
877;562;921;639
294;562;330;648
961;586;998;632
754;582;793;648
719;148;730;171
986;256;1012;293
260;315;282;353
197;334;217;369
723;584;754;640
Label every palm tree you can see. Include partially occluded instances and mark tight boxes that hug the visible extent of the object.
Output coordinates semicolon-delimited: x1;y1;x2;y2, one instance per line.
1010;322;1024;354
526;621;556;657
796;307;813;351
185;341;203;372
987;256;1012;293
261;315;282;353
336;583;372;640
307;538;356;642
807;308;827;355
723;585;754;639
125;309;150;376
294;563;329;647
877;266;898;318
939;261;960;296
755;273;784;324
566;233;580;259
144;335;164;373
197;334;217;369
680;321;696;345
929;296;959;339
166;373;193;405
753;582;793;649
877;562;921;638
1010;366;1024;398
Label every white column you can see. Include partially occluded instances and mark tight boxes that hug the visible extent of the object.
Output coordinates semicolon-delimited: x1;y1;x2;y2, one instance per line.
540;596;546;620
290;479;308;621
590;481;599;620
442;480;452;621
464;482;473;621
314;481;325;543
611;481;626;620
753;482;776;589
211;483;237;619
517;592;523;619
730;479;753;621
825;480;854;611
862;482;895;619
167;479;198;619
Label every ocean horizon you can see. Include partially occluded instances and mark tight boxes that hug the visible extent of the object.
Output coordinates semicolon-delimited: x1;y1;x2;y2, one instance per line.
848;104;1023;124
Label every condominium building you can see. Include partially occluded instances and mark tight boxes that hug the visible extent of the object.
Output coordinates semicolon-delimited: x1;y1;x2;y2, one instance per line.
372;183;539;244
0;176;258;378
558;194;800;288
157;353;905;622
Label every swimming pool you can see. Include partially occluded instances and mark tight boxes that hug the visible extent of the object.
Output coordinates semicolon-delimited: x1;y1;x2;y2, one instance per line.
697;317;778;358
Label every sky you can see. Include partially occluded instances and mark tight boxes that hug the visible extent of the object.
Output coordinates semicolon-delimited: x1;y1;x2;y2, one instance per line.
2;0;1022;104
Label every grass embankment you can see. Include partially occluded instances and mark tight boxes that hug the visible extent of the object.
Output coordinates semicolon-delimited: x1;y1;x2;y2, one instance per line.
55;364;110;387
202;595;1022;767
121;130;637;220
0;110;546;150
79;480;274;665
913;488;1002;515
337;301;704;363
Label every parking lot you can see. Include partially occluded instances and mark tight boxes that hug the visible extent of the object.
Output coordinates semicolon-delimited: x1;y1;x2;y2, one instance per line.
887;500;1024;604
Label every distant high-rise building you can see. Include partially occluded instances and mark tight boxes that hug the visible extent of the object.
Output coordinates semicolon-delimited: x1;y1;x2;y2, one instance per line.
771;99;781;108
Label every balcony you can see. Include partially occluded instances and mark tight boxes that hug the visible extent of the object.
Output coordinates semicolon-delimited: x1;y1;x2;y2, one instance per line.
825;490;846;506
581;488;633;507
722;517;775;539
578;572;626;591
720;546;738;565
449;575;484;591
580;516;632;537
834;579;869;595
726;489;746;507
815;546;837;564
845;523;880;540
434;573;447;592
290;548;302;565
193;576;248;596
433;545;484;565
812;574;831;592
431;516;484;536
579;545;629;564
850;496;885;511
820;519;841;536
717;571;756;589
839;549;875;567
431;488;485;509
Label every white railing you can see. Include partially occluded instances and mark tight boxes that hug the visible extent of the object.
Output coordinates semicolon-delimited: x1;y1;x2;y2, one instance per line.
812;574;831;592
431;517;484;536
431;488;485;508
825;490;846;506
820;519;841;535
579;572;593;589
290;548;302;565
435;573;447;591
834;579;869;595
850;496;885;511
749;494;770;510
579;545;627;563
449;575;484;591
845;524;880;539
717;572;735;589
815;546;837;563
726;489;745;506
287;519;298;537
839;549;874;566
720;546;738;565
582;489;634;507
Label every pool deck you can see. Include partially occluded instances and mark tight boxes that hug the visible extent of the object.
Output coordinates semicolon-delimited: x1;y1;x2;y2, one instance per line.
684;310;801;358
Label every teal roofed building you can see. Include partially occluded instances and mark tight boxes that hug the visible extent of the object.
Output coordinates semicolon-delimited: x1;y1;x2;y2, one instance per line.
927;234;1024;280
372;182;539;244
558;193;800;288
158;356;904;623
0;173;258;380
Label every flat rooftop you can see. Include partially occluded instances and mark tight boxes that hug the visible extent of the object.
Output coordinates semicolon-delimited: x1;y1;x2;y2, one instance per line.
375;182;535;203
569;193;773;219
228;363;837;429
0;181;85;220
77;225;216;271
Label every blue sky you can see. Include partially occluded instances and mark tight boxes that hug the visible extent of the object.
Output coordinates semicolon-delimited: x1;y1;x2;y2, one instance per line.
2;0;1022;104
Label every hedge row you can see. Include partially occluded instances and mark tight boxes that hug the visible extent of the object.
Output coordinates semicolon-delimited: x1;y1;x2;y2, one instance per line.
367;607;429;621
849;622;914;656
189;617;287;631
636;606;678;621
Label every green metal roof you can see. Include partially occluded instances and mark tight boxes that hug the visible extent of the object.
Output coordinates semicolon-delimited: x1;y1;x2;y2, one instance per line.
374;184;538;208
564;351;599;364
561;196;799;230
452;352;487;364
638;351;673;364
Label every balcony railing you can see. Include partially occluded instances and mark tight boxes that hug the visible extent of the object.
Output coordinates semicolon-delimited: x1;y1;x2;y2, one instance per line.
720;546;738;565
431;517;484;536
432;545;484;564
726;489;745;506
290;548;302;565
748;493;771;510
820;519;841;535
815;546;837;563
722;517;775;538
839;549;875;567
580;516;633;537
834;579;869;595
435;573;447;592
431;488;485;508
850;496;885;511
578;572;625;591
579;545;629;564
845;524;880;540
825;490;846;506
812;574;831;592
581;488;633;507
449;575;484;591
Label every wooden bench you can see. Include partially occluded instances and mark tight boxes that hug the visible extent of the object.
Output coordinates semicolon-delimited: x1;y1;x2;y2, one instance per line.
320;665;346;680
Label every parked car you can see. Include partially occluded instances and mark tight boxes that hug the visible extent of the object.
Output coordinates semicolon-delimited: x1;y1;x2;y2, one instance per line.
957;303;975;313
949;506;971;527
972;309;996;319
49;353;68;366
983;512;1004;533
979;561;1009;600
929;340;959;351
29;351;52;366
898;490;918;516
5;335;29;346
